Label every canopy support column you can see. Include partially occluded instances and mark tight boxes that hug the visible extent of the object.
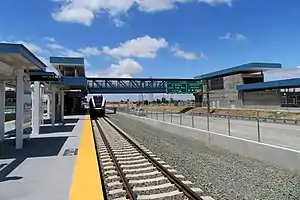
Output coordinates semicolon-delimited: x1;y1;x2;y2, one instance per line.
0;81;5;142
61;90;64;125
40;84;44;125
16;68;24;149
46;95;50;118
32;81;40;135
51;87;56;127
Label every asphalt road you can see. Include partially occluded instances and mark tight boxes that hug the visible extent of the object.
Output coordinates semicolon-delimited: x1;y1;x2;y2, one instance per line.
140;112;300;151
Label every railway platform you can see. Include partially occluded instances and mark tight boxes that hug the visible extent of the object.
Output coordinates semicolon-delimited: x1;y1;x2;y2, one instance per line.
0;114;104;200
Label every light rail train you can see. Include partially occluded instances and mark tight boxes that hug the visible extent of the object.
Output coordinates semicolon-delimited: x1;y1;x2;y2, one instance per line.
89;95;106;118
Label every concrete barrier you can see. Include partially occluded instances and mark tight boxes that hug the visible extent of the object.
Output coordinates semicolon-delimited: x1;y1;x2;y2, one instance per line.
119;112;300;174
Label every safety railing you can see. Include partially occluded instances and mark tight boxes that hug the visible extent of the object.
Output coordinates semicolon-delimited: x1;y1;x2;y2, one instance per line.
125;109;300;151
194;113;300;125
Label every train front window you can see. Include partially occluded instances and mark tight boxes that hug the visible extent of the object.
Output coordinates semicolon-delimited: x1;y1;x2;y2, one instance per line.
94;96;103;107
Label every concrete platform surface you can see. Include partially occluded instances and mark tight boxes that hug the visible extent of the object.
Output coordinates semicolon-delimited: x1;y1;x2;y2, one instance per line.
0;115;86;200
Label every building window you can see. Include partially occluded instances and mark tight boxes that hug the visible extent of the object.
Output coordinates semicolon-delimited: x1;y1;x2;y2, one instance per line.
210;77;224;90
243;77;264;84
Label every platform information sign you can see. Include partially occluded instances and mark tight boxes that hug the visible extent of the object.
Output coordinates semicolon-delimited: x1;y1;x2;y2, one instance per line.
166;81;203;94
30;74;59;82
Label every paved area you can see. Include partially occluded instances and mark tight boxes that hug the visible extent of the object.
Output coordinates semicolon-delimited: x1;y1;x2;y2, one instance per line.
144;112;300;151
0;115;86;200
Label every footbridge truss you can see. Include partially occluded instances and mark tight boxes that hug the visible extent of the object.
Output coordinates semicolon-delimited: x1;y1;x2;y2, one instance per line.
87;78;197;94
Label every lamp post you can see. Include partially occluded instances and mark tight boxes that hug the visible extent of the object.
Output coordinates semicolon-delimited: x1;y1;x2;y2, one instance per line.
205;79;211;131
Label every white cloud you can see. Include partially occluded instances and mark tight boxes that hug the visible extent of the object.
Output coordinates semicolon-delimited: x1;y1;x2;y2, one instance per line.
102;35;168;58
47;43;64;50
47;43;84;57
60;49;84;57
48;43;102;57
171;45;207;60
219;32;231;40
236;33;248;41
109;58;142;77
265;67;300;81
52;0;135;26
219;32;248;42
52;0;234;26
79;46;102;56
199;52;208;59
86;58;142;78
53;7;95;26
44;37;56;42
136;0;189;12
198;0;233;6
113;18;125;27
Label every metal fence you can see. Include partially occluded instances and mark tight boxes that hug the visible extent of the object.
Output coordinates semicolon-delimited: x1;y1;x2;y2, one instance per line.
125;109;300;151
195;113;300;125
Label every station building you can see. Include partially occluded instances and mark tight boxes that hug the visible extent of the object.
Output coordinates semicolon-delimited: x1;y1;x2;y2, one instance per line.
194;63;300;109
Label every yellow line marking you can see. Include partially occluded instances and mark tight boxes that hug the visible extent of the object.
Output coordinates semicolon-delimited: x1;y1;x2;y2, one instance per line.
4;120;31;126
5;120;15;124
69;115;104;200
23;122;31;126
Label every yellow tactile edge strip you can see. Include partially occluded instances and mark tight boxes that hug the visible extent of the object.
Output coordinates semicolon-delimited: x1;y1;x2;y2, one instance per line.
69;115;105;200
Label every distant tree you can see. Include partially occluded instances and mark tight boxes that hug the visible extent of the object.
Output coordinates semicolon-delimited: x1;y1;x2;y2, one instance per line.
162;97;166;103
156;99;161;104
144;100;149;105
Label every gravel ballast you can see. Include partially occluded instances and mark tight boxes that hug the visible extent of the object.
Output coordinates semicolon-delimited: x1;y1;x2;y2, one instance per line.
108;114;300;200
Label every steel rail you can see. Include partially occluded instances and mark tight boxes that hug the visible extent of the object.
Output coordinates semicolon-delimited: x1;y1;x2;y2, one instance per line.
94;119;137;200
103;117;203;200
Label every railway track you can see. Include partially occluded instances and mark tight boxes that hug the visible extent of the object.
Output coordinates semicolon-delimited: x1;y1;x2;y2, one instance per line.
92;117;215;200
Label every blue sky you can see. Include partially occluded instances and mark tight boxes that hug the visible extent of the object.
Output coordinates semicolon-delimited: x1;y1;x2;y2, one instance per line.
1;0;300;84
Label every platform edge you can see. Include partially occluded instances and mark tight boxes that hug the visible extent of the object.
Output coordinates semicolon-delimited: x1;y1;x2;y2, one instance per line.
69;115;104;200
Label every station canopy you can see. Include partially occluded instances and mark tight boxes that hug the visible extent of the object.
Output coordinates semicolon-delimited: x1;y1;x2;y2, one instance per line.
50;57;85;77
195;62;282;80
0;43;47;86
237;78;300;91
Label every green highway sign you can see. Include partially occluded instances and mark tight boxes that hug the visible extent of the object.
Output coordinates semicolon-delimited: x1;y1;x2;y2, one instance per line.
166;81;203;94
